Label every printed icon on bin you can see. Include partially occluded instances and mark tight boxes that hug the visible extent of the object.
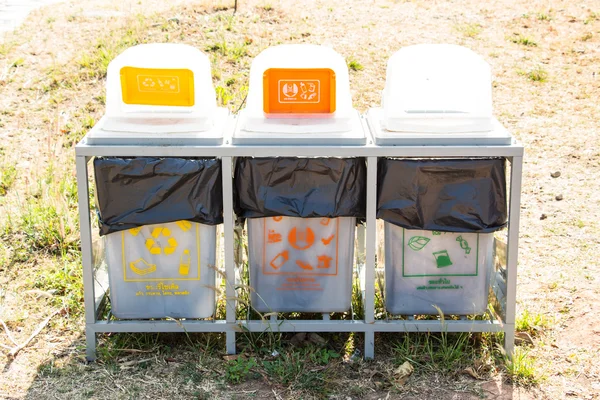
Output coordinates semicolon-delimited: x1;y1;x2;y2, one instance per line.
126;221;194;278
179;249;191;276
280;80;319;102
265;220;338;274
130;258;157;276
145;227;178;255
288;226;315;250
433;250;453;268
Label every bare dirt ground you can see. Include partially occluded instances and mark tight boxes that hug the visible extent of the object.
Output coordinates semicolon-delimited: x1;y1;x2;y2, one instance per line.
0;0;599;399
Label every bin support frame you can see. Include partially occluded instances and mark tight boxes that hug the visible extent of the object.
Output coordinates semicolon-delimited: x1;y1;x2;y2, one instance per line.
76;123;523;361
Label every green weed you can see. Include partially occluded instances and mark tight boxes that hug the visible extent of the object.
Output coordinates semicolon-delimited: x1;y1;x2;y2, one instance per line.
393;331;474;372
309;348;340;365
29;254;84;314
11;57;24;68
537;12;552;21
225;356;258;384
0;163;17;196
206;40;248;64
584;12;598;25
516;309;551;336
215;86;233;106
527;66;548;82
0;41;17;57
456;23;483;38
262;349;332;395
78;27;145;80
509;33;538;47
505;347;539;385
519;66;548;82
347;58;364;71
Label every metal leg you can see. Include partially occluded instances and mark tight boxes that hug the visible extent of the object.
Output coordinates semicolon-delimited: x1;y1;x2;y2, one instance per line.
503;323;515;356
364;157;377;359
85;328;97;361
364;331;375;359
504;156;523;357
222;156;236;354
226;331;236;354
76;156;98;361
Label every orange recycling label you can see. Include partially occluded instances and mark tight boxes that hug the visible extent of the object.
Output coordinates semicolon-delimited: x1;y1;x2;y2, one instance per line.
263;68;336;114
262;217;339;277
120;67;195;107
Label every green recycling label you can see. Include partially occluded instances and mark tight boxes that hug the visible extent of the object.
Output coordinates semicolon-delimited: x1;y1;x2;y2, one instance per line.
402;229;480;278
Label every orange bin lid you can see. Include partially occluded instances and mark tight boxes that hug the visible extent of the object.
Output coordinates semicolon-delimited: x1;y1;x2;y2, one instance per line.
120;67;195;107
263;68;336;114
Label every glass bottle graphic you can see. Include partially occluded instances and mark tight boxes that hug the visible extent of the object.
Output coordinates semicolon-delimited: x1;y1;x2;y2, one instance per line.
179;249;191;276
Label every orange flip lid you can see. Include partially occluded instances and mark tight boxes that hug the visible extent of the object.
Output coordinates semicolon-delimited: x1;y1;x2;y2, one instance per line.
263;68;336;115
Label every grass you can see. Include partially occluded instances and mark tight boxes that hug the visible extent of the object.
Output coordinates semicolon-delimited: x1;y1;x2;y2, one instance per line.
225;356;259;383
78;30;144;81
509;33;538;47
537;11;552;21
518;65;548;82
0;162;17;196
456;22;483;38
347;58;364;71
505;347;539;385
516;309;551;336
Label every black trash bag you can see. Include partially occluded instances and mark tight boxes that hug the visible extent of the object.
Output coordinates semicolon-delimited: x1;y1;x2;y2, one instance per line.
234;157;366;219
377;158;507;233
94;157;222;236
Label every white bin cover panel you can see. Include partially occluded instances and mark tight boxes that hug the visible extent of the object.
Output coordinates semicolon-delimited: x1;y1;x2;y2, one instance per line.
105;221;217;319
382;44;493;133
245;44;353;120
248;217;354;313
385;224;494;315
105;43;217;130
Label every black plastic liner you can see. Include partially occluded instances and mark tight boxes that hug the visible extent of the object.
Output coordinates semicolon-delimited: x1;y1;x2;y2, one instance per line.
377;158;507;233
94;157;222;236
234;157;366;219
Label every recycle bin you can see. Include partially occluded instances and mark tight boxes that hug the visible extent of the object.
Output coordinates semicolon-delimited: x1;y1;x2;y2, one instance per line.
378;158;507;315
236;157;365;313
233;45;367;312
372;45;509;315
90;44;226;319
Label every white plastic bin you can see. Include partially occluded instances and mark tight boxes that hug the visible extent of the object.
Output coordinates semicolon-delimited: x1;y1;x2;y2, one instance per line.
384;223;494;315
247;217;355;313
105;221;216;319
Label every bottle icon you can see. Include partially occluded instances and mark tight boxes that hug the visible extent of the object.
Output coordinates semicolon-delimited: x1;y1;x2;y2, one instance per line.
179;249;191;276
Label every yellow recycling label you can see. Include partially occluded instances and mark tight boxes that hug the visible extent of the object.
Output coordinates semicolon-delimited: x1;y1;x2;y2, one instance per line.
120;221;201;282
120;67;195;107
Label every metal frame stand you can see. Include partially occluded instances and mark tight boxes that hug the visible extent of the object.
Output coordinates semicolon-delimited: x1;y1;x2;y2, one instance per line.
76;130;523;361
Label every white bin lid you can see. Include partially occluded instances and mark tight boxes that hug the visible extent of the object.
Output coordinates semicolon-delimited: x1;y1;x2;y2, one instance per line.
234;44;365;145
102;43;219;134
382;44;493;133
